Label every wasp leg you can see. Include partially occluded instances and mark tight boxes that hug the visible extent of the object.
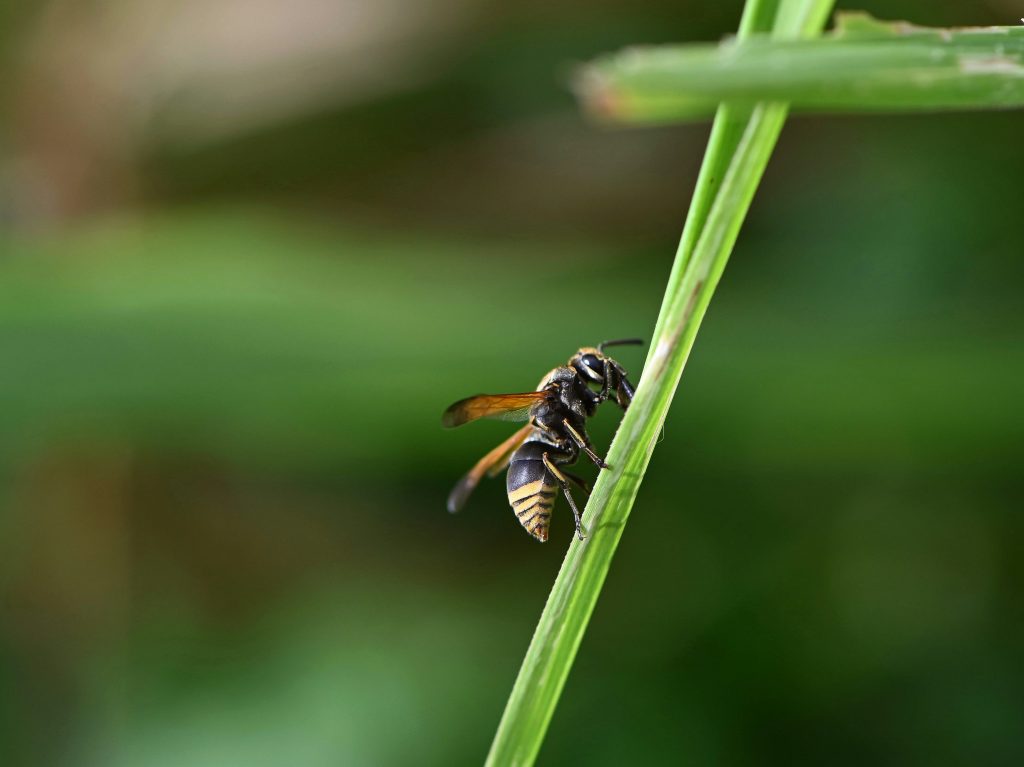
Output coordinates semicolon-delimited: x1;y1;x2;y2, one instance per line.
599;359;634;410
597;360;614;403
542;452;587;540
560;469;591;495
530;417;570;450
614;365;636;409
561;418;609;470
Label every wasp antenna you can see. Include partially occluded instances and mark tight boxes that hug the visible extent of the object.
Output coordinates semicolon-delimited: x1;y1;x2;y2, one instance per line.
597;338;644;352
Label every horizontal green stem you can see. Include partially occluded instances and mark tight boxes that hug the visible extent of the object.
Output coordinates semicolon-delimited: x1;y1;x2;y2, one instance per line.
577;12;1024;124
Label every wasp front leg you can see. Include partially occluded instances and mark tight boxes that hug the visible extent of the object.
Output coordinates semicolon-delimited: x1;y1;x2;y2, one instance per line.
596;361;614;404
603;360;634;410
615;369;635;409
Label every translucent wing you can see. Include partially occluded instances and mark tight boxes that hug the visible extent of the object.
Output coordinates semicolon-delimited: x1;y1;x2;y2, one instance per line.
441;391;547;429
447;424;533;513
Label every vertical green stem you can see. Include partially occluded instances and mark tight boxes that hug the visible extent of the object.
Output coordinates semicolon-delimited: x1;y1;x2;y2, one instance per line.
486;2;834;765
647;0;778;336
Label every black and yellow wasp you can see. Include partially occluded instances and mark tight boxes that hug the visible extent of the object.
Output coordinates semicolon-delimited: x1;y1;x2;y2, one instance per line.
442;340;640;542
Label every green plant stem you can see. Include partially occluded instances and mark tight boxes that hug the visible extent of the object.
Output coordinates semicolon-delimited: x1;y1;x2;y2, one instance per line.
577;12;1024;124
485;1;833;765
647;1;775;344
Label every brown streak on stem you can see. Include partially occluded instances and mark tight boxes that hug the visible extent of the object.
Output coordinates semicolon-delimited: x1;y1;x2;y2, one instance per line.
649;277;704;380
683;279;705;323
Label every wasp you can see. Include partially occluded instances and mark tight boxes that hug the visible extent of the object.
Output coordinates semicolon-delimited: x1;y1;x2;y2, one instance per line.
442;340;641;542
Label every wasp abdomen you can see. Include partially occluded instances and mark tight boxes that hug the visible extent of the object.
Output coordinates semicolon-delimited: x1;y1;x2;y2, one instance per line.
506;442;560;542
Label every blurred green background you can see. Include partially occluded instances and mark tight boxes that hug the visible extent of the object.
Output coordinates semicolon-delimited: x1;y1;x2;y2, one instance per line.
1;1;1022;765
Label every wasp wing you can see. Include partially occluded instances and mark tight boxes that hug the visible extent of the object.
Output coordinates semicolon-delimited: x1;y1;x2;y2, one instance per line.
447;424;533;513
441;391;547;429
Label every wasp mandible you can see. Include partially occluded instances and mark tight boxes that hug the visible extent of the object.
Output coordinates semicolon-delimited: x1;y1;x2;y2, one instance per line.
442;340;641;542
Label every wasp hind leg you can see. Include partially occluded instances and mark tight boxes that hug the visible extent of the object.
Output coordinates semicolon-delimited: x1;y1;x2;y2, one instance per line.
542;452;587;541
560;469;590;495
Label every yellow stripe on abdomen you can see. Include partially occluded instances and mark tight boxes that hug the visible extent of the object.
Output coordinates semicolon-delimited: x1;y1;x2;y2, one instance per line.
508;479;546;504
508;480;558;542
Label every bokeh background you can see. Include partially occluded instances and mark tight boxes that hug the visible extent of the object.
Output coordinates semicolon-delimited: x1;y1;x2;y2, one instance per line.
1;0;1022;764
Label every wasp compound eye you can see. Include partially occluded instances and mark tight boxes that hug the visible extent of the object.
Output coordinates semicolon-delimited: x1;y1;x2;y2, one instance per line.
580;354;604;380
